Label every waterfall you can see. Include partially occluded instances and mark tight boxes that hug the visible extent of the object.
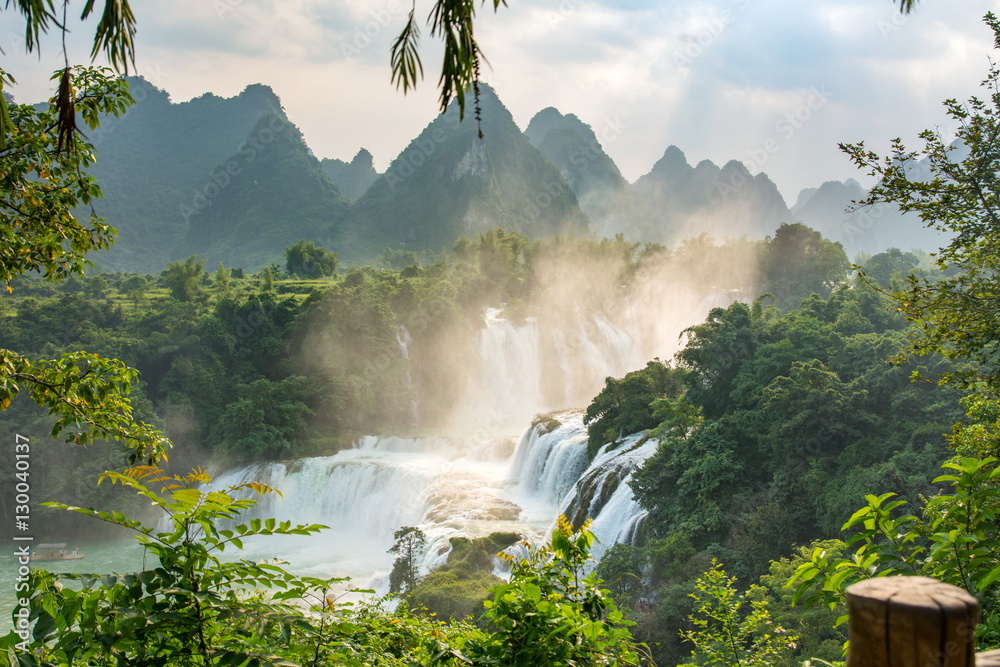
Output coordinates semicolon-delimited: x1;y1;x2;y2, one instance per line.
558;434;659;561
206;433;536;588
455;308;545;431
396;325;420;425
507;412;658;561
206;412;657;590
508;412;589;506
453;308;644;431
201;301;685;589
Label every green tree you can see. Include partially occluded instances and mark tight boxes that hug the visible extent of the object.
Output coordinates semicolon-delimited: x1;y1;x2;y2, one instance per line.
760;223;849;310
595;543;645;608
284;239;338;279
754;542;847;667
1;2;136;150
161;255;206;302
676;298;774;419
389;526;428;595
682;560;798;667
0;67;165;462
214;261;231;291
841;13;1000;389
261;265;277;293
858;248;922;289
211;376;312;460
464;516;645;666
790;456;1000;644
584;358;686;458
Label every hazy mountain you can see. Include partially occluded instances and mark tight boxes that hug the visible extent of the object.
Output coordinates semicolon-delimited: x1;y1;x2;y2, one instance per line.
790;187;819;214
525;108;629;237
182;114;349;269
627;146;792;243
320;149;379;200
69;77;945;274
346;85;589;259
791;178;948;256
85;77;288;273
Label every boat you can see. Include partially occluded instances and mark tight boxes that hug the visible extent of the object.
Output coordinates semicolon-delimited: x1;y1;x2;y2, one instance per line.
29;543;85;561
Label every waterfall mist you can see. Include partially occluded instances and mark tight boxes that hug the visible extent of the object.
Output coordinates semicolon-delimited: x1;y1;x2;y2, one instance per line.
232;230;763;591
433;235;761;435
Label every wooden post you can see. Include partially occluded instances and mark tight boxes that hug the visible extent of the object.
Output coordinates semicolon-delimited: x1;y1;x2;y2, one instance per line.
846;576;979;667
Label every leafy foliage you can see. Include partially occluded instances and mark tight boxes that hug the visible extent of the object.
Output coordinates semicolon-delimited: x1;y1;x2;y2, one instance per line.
759;223;849;310
0;350;167;463
0;66;169;463
0;67;131;289
462;517;647;666
1;2;136;152
407;533;520;622
629;279;959;577
389;526;428;596
390;0;508;123
681;560;798;667
840;13;1000;389
584;359;686;458
284;240;338;279
7;466;338;666
789;456;1000;644
162;255;207;302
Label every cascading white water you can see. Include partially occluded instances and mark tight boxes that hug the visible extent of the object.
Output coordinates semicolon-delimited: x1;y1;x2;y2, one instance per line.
208;432;533;587
508;412;590;505
205;294;737;589
558;434;659;561
453;308;644;431
396;326;420;425
455;308;545;431
208;408;656;590
508;412;659;562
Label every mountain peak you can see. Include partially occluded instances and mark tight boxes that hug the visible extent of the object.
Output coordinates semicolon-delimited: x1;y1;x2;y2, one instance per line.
720;159;752;178
320;148;380;201
352;148;374;167
651;145;691;175
525;107;567;145
351;85;587;257
239;83;283;111
124;76;171;103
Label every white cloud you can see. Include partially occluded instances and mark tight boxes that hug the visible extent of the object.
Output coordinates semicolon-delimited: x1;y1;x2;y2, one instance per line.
1;0;998;202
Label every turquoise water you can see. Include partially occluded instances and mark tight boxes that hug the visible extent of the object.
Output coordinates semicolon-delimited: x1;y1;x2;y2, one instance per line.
0;533;378;635
0;538;154;633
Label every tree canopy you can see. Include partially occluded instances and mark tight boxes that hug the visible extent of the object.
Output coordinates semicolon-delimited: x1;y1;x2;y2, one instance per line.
0;68;167;462
842;12;1000;388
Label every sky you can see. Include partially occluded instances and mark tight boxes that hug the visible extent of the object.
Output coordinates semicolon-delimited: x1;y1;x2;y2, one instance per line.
1;0;998;202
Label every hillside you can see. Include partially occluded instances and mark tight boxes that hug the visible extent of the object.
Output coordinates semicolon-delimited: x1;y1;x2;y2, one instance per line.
69;78;946;274
181;114;350;269
346;85;590;260
525;108;630;238
85;78;290;273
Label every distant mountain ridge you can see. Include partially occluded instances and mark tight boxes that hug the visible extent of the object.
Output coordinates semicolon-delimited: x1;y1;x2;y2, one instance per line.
628;146;790;243
347;85;588;259
320;149;380;200
75;77;935;274
525;108;628;238
182;114;350;269
85;77;288;271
